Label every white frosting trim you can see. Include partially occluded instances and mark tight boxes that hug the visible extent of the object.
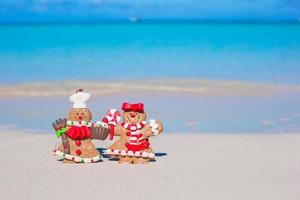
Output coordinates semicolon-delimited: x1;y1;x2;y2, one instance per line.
53;149;102;163
67;120;110;129
104;149;155;159
149;119;159;136
67;120;93;127
94;121;109;128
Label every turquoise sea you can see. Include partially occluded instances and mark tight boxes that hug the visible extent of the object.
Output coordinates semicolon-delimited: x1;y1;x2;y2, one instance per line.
0;23;300;84
0;22;300;133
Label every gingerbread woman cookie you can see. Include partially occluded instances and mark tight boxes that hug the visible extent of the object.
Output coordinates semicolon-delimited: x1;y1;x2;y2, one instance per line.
104;102;164;164
52;89;109;163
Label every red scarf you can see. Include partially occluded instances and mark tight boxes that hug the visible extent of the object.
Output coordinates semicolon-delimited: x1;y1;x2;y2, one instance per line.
66;126;91;140
121;121;149;152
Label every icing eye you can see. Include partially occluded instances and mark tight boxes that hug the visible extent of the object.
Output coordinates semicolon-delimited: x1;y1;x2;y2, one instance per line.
81;113;84;115
76;113;79;115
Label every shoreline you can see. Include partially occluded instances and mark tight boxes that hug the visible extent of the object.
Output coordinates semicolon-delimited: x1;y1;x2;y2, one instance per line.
0;79;299;98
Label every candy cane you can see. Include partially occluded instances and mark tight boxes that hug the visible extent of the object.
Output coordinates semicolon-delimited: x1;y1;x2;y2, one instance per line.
103;108;121;140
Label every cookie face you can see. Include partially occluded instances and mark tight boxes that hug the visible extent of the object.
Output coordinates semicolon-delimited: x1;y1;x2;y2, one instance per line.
123;111;147;123
68;108;92;122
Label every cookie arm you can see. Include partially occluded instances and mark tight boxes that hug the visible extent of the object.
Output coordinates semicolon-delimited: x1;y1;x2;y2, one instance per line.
113;125;123;136
52;118;70;154
144;120;164;138
61;134;70;154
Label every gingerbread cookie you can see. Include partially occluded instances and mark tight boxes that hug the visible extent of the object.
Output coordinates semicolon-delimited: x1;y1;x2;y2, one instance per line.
104;102;164;164
52;89;109;163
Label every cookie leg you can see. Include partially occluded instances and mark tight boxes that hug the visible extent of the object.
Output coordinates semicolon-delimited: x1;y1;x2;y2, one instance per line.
63;159;75;164
130;157;141;164
119;156;131;164
136;157;150;164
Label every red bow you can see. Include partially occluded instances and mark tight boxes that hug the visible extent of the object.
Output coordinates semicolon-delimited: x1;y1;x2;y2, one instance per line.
66;126;91;140
122;102;144;113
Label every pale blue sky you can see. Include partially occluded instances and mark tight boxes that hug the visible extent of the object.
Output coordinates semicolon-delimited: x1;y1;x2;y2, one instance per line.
0;0;300;22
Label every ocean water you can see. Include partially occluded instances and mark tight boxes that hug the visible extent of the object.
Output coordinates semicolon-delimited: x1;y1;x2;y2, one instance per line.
0;23;300;84
0;23;300;133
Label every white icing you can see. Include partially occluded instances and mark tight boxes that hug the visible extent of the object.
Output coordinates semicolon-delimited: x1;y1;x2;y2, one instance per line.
134;151;141;157
128;151;134;156
121;150;127;156
150;123;158;129
67;120;92;127
142;152;148;158
94;121;109;128
69;91;90;109
103;149;156;159
53;150;102;163
148;153;155;159
113;149;120;155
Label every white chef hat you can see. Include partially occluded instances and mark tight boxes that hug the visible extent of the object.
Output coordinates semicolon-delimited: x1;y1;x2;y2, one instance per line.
69;89;90;109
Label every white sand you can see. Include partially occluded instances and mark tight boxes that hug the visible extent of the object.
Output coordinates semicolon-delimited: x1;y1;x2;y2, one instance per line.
0;131;300;200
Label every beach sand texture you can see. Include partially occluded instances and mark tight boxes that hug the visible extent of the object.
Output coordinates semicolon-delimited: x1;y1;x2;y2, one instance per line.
0;131;300;200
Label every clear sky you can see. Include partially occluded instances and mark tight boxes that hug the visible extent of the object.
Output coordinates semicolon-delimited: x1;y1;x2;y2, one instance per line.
0;0;300;22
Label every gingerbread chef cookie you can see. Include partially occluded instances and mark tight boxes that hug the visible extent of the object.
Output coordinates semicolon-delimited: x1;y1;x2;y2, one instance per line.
104;102;164;164
52;89;109;163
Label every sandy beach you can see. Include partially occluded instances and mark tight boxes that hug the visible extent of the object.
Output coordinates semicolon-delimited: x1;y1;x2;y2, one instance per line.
0;131;299;200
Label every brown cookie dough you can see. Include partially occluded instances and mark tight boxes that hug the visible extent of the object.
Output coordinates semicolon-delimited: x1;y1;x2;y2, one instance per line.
106;103;164;164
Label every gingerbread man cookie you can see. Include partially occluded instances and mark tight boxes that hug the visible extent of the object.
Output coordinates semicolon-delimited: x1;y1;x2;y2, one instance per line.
52;89;109;163
104;102;164;164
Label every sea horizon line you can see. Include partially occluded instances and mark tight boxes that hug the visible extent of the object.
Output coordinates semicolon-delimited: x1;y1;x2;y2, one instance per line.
1;19;300;27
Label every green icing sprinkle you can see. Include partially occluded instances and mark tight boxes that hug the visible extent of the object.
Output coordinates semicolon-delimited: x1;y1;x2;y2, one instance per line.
55;127;67;138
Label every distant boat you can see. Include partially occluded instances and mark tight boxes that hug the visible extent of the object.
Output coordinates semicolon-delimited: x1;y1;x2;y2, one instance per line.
129;16;139;23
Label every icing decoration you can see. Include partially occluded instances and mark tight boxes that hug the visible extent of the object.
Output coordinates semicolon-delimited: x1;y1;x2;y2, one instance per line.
69;89;90;109
121;121;149;151
106;109;121;125
66;126;91;140
56;127;67;138
104;109;121;140
149;119;159;135
75;149;82;155
121;121;146;131
125;141;150;152
104;149;155;159
93;121;109;128
67;120;93;127
53;149;102;163
122;102;144;113
75;140;81;146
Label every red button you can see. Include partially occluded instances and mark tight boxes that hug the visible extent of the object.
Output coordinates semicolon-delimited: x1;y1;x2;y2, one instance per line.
75;140;81;146
76;149;82;155
126;132;131;136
